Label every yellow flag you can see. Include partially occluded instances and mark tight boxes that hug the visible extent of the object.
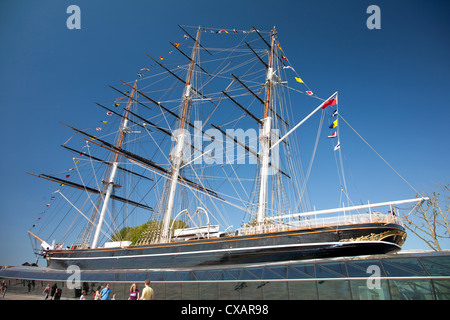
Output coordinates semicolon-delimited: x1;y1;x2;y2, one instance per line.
329;120;338;129
295;77;304;83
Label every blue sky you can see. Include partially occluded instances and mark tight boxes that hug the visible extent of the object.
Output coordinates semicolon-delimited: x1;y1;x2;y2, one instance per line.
0;0;449;266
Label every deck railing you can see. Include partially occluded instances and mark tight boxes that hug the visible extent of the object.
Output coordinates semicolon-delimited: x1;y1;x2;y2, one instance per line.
238;213;403;236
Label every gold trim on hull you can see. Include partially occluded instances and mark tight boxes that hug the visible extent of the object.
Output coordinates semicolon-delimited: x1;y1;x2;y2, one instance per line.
340;230;407;246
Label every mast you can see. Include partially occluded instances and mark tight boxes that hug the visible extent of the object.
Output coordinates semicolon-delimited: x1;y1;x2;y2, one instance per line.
91;80;137;248
256;27;276;226
160;27;201;243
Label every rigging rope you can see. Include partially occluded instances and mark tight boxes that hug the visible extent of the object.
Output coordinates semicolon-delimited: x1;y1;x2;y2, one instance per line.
339;114;421;195
298;110;326;202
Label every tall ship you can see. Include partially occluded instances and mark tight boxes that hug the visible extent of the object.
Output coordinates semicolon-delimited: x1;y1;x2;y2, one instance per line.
27;26;426;270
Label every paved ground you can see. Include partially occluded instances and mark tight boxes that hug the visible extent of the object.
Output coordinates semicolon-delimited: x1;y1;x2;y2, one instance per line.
0;292;76;300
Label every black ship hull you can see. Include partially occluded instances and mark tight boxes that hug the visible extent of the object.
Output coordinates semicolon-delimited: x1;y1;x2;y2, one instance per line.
46;222;406;270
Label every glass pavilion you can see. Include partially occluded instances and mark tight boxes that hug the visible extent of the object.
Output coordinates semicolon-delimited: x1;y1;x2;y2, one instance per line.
1;250;449;300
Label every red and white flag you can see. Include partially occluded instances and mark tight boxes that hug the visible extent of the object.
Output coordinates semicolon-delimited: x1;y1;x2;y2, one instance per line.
322;96;337;109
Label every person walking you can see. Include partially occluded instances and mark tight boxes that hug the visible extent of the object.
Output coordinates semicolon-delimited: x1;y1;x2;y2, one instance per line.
1;280;7;298
139;279;154;300
53;287;62;300
50;283;57;300
43;284;50;300
100;283;112;300
94;286;102;300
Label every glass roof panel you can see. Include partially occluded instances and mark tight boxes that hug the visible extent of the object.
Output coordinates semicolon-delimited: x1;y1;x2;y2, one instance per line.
200;271;216;281
347;260;386;277
116;272;127;281
382;261;422;277
346;263;372;277
137;272;148;281
246;267;264;279
318;262;348;277
177;271;192;281
148;272;163;281
267;266;288;279
240;268;259;280
316;265;345;278
384;258;427;276
125;272;138;282
223;268;241;280
33;271;58;280
82;272;100;281
290;263;315;278
208;270;224;280
162;271;180;281
288;265;314;279
263;267;286;279
193;270;215;281
103;272;115;281
420;257;450;276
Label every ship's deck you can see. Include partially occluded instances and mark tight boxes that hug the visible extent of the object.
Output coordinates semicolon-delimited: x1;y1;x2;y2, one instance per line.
237;213;402;236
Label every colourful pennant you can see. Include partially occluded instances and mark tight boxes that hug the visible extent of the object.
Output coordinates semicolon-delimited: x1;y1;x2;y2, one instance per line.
328;132;337;138
329;120;338;129
283;65;295;72
334;142;341;151
322;96;337;109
